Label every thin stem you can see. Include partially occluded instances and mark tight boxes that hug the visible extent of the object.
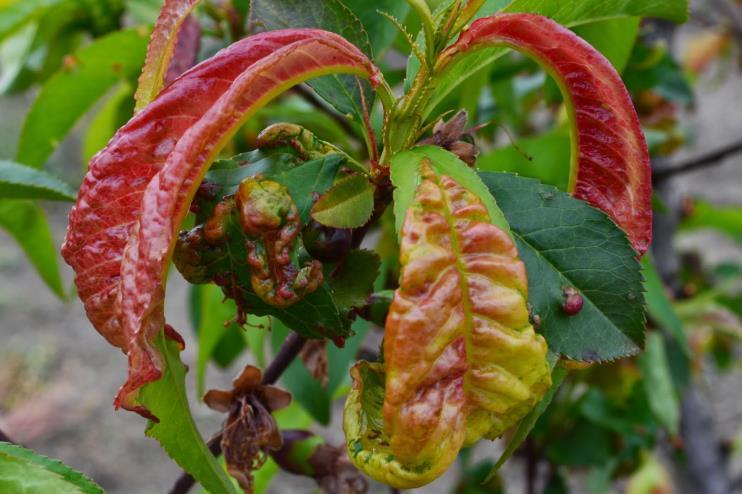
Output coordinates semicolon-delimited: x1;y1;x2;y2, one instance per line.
653;139;742;181
406;0;436;64
169;333;307;494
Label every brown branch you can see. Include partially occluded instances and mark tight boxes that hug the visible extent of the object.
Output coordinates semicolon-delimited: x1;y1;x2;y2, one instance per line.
169;332;307;494
653;139;742;181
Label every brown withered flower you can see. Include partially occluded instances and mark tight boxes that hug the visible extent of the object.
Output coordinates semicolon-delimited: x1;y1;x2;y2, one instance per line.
419;110;479;165
204;365;292;492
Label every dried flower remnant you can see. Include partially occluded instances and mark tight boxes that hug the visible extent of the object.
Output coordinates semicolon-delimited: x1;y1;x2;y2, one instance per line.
419;110;479;165
300;339;329;388
204;365;291;492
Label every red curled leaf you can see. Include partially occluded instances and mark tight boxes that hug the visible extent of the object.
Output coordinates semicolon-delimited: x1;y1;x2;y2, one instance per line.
438;13;652;255
164;14;201;86
61;29;380;415
134;0;202;112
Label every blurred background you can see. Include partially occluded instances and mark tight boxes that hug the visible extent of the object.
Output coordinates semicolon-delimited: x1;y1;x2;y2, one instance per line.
0;0;741;493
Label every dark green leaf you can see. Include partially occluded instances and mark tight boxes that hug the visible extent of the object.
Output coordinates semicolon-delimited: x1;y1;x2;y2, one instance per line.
250;0;374;120
271;318;370;424
327;249;380;311
311;174;374;228
481;172;646;361
16;28;148;168
638;333;679;435
623;39;694;106
546;422;613;466
641;256;691;357
140;332;238;494
0;200;65;298
0;441;103;493
0;160;76;201
341;0;410;56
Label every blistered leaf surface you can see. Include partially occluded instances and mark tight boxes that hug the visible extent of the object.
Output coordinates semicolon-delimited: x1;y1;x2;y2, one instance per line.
61;28;380;414
439;14;652;253
345;162;550;488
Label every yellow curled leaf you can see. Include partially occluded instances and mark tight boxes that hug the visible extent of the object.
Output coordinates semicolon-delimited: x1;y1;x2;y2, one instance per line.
344;160;550;488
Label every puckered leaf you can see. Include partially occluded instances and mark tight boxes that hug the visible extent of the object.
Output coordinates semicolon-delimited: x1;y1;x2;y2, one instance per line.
60;28;381;415
345;161;551;489
480;172;645;361
438;13;652;254
133;0;201;112
0;441;103;494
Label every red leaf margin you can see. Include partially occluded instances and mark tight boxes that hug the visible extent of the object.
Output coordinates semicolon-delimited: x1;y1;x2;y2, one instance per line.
62;29;381;416
438;13;653;255
134;0;201;113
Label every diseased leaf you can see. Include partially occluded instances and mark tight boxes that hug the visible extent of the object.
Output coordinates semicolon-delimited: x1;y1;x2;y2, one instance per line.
638;333;679;435
140;331;238;494
134;0;201;111
327;249;380;312
481;172;646;361
16;28;148;168
0;200;65;298
250;0;375;120
488;359;566;478
61;28;380;416
311;174;374;228
391;145;510;235
438;13;652;254
345;162;551;489
0;441;103;494
0;161;76;201
419;0;688;114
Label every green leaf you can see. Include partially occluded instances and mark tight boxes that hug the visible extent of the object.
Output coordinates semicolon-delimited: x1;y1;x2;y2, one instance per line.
419;0;688;117
623;39;694;106
487;360;567;480
250;0;374;120
327;249;380;311
139;331;238;494
0;21;37;94
477;130;571;191
0;200;65;298
391;146;509;235
0;441;103;494
638;333;679;435
680;200;742;243
311;174;374;228
271;318;371;424
0;0;64;42
0;160;76;201
480;172;646;361
641;256;691;357
82;81;134;163
341;0;410;56
16;27;148;168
